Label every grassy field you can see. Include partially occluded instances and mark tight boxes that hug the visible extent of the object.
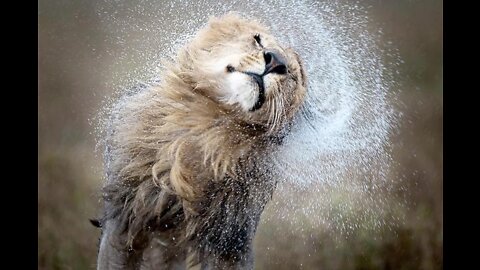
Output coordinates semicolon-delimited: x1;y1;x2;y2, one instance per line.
38;0;442;269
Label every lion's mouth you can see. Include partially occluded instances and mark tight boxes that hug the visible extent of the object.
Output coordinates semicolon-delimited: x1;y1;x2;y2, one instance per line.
245;72;265;111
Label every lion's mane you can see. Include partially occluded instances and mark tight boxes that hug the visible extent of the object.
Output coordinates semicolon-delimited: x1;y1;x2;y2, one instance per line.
96;13;306;270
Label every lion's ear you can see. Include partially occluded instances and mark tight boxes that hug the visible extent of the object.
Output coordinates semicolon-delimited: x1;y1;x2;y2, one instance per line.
89;219;102;228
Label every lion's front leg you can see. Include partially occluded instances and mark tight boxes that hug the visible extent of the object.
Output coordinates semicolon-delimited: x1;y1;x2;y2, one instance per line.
185;245;254;270
97;220;144;270
179;172;274;270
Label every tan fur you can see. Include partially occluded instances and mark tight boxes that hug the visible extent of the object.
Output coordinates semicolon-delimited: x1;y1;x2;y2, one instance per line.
96;13;307;270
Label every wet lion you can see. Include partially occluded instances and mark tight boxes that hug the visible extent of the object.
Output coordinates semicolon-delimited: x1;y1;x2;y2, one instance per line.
94;13;307;270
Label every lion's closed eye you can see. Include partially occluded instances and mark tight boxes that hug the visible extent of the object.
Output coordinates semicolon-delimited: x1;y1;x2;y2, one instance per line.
254;34;263;47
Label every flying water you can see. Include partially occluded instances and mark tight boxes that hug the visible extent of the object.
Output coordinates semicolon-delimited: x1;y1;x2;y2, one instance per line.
95;0;402;238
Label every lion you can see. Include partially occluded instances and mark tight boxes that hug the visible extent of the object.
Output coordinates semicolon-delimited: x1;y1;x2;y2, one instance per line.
94;13;307;270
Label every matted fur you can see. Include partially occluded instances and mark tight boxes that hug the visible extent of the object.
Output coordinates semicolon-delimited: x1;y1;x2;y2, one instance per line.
96;13;307;270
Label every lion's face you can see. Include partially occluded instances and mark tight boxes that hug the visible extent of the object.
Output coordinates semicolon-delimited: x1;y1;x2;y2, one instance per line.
179;14;307;133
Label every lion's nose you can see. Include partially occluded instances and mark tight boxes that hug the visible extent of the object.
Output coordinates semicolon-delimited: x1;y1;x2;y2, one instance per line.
263;51;287;75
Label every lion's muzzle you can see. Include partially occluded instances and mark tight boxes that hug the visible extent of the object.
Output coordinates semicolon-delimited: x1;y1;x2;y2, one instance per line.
263;50;287;75
245;72;265;111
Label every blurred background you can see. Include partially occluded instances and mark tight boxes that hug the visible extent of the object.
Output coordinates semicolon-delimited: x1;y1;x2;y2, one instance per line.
38;0;442;269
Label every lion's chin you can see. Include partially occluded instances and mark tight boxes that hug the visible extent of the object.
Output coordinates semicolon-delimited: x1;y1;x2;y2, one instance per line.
221;74;287;113
221;73;259;112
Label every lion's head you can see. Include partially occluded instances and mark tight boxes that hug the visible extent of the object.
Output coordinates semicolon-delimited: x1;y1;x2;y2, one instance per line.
103;13;308;202
176;13;307;135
